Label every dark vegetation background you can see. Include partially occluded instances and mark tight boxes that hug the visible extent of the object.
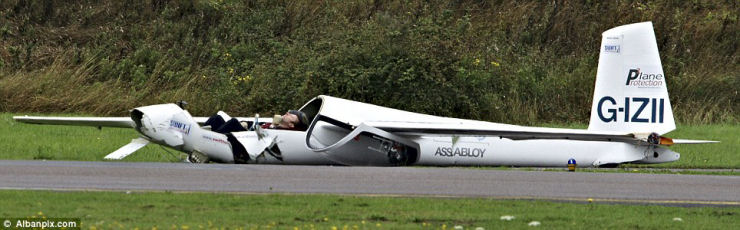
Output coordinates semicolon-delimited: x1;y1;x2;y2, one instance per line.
0;0;736;125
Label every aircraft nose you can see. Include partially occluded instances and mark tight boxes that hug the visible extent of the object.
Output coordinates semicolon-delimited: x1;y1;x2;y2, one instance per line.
131;109;145;135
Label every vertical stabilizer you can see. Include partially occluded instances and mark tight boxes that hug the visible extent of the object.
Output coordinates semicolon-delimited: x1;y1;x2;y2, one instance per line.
588;22;675;135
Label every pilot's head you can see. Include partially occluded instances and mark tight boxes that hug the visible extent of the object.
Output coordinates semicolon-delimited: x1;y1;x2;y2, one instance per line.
276;110;309;130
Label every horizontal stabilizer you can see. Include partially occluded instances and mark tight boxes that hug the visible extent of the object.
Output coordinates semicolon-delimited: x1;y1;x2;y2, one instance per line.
104;138;150;160
671;139;720;144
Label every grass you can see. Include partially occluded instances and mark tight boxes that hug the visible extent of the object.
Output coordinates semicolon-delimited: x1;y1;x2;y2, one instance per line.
0;190;737;229
634;124;740;169
538;168;740;176
2;113;738;169
545;122;740;169
0;113;182;163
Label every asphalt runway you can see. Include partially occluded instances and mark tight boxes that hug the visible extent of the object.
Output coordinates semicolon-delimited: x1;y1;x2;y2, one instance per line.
0;160;738;206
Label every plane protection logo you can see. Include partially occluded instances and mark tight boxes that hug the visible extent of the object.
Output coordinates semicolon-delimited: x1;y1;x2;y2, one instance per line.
625;67;664;88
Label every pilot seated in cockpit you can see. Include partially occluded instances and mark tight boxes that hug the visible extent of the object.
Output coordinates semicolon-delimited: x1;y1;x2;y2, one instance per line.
263;110;309;131
205;110;309;134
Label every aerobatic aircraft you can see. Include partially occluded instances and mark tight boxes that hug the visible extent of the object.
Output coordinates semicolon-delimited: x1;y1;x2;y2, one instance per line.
14;22;716;167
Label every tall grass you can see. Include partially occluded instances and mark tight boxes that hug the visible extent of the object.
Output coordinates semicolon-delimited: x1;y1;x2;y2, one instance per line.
0;0;737;124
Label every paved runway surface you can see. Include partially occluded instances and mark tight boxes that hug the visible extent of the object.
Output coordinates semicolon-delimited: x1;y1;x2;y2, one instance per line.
1;160;738;206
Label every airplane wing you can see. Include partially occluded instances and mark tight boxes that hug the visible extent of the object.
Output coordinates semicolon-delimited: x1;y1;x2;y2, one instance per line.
13;116;135;128
310;114;684;146
13;116;256;128
364;120;637;142
104;138;150;160
363;120;719;146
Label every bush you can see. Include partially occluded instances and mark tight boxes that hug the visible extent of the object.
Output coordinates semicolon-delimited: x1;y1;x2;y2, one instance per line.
0;0;736;124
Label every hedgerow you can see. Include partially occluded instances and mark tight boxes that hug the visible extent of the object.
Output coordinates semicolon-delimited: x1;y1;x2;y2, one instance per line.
0;0;736;124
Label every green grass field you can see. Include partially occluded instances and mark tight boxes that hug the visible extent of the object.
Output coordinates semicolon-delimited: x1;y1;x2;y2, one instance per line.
2;113;738;168
1;113;181;163
0;190;737;229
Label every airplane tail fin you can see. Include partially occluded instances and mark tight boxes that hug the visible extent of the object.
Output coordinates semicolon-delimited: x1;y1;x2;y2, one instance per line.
588;22;676;135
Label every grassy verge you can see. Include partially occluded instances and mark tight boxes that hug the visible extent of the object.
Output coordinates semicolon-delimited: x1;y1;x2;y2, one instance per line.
643;124;740;169
2;113;738;168
0;113;181;163
538;168;740;176
0;190;737;229
544;122;740;169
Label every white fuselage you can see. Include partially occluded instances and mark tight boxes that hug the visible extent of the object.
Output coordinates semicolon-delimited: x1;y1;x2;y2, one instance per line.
131;102;679;168
412;136;678;167
246;127;679;167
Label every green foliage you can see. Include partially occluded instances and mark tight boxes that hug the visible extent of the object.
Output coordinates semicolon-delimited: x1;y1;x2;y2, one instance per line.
0;0;737;124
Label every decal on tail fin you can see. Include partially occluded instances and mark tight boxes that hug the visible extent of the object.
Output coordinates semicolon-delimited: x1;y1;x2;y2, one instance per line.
588;22;676;135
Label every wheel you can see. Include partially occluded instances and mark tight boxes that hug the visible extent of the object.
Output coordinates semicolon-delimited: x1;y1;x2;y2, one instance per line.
187;151;209;163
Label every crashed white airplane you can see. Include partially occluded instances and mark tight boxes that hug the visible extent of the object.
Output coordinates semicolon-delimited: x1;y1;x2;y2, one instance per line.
15;22;716;167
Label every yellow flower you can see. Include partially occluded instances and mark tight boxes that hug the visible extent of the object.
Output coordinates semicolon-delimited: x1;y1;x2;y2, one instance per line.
474;58;481;66
490;61;500;67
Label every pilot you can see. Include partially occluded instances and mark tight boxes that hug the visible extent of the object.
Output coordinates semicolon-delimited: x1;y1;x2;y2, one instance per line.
264;110;310;131
206;110;309;133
